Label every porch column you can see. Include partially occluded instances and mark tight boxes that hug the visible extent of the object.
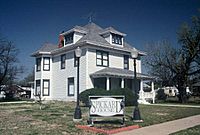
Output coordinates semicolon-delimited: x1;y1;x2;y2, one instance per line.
151;81;155;103
140;80;144;92
151;81;154;92
106;77;110;91
139;80;144;102
121;78;124;88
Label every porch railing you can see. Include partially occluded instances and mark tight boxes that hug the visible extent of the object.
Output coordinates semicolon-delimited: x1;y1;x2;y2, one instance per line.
139;91;155;104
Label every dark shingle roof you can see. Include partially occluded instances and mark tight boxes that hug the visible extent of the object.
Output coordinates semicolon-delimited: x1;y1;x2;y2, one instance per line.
99;27;126;36
90;67;154;80
31;43;57;56
77;23;110;45
32;23;146;56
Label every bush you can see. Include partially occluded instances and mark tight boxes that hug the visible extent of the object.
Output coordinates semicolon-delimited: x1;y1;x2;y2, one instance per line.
156;89;167;101
80;88;137;106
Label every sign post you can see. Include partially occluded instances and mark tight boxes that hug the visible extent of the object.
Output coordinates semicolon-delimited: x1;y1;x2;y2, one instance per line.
89;96;125;125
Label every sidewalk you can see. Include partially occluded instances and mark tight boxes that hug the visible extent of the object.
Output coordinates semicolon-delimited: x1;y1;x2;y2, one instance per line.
115;114;200;135
0;101;33;105
147;103;200;108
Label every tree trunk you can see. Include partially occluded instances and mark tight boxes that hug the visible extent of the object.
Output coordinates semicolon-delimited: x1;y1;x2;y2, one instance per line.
177;85;188;103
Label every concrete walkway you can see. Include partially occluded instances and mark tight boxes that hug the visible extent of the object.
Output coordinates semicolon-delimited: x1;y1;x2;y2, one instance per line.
115;114;200;135
0;101;33;105
147;103;200;108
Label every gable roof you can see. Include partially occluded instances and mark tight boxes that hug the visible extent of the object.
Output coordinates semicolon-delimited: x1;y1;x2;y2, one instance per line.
99;27;126;36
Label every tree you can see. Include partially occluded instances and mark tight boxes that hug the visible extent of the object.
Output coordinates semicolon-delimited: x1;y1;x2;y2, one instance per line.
144;40;177;87
18;68;34;86
144;14;200;103
0;36;23;87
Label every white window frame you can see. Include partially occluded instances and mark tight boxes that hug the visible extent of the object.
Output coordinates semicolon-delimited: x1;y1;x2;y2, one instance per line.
68;77;74;96
36;58;41;72
96;50;109;67
43;79;50;96
43;57;50;71
61;54;66;69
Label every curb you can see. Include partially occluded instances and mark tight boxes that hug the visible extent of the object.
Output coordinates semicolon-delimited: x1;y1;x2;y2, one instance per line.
76;124;140;134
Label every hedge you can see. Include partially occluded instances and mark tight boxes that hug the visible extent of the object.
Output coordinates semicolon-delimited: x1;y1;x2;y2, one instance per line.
80;88;137;106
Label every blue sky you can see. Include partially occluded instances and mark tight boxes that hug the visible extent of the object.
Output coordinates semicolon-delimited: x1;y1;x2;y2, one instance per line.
0;0;199;79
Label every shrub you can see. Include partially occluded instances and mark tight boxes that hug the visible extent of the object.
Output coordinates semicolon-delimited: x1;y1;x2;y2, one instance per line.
156;89;167;101
80;88;108;106
110;88;137;106
80;88;136;106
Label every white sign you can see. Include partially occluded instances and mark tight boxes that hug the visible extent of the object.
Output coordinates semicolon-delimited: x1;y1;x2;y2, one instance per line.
89;96;125;117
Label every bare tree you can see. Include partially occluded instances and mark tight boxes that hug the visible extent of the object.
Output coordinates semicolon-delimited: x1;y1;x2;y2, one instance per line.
144;14;200;103
18;67;34;86
0;36;23;87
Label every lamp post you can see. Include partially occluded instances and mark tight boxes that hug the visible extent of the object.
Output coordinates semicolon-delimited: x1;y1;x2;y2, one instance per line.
131;49;143;122
73;47;82;121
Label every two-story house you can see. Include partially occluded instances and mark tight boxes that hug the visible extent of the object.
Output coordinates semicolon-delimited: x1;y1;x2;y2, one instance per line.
31;22;155;103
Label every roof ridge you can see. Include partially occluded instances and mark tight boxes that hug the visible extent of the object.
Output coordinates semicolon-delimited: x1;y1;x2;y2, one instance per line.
83;22;103;31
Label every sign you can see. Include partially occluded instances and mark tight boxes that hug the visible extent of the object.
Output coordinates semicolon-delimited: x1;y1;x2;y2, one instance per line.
89;96;125;117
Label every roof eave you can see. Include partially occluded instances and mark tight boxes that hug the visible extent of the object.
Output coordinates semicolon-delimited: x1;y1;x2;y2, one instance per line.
51;41;87;55
99;31;126;36
31;51;51;57
60;28;87;36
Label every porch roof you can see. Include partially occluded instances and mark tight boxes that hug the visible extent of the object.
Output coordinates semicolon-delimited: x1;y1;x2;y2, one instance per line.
90;67;154;80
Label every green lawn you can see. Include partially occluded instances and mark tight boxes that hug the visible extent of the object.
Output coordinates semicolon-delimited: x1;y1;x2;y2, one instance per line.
0;101;200;135
171;125;200;135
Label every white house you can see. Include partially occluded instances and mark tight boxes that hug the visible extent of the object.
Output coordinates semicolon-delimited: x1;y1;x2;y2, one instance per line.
31;23;155;103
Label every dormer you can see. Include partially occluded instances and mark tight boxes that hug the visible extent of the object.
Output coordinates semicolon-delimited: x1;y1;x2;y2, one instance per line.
58;26;87;48
99;27;126;46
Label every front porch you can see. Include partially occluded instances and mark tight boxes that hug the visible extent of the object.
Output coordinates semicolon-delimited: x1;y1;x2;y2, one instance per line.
90;68;155;104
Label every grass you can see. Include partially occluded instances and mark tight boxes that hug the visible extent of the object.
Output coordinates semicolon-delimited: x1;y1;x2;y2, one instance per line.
157;96;200;105
171;125;200;135
0;101;200;135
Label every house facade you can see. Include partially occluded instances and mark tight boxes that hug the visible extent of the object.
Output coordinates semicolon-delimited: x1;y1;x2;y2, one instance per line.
31;23;155;102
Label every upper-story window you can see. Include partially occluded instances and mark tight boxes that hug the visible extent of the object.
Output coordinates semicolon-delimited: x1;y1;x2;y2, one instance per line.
64;32;73;45
43;57;50;71
112;34;122;45
36;58;41;72
61;54;66;69
124;55;129;69
96;50;109;67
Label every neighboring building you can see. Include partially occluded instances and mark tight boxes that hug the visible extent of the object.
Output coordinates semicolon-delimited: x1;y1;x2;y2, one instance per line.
31;22;154;102
0;85;31;98
163;86;178;97
192;82;200;97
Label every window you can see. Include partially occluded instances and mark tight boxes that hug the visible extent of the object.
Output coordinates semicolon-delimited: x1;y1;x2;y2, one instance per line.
96;50;109;67
112;34;122;45
61;54;66;69
35;80;41;95
43;80;50;96
64;32;73;44
124;55;129;69
36;58;41;71
43;57;50;71
74;53;78;67
68;77;74;96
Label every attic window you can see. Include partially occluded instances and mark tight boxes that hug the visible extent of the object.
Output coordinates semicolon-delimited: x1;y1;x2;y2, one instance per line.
112;34;122;45
64;32;73;44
